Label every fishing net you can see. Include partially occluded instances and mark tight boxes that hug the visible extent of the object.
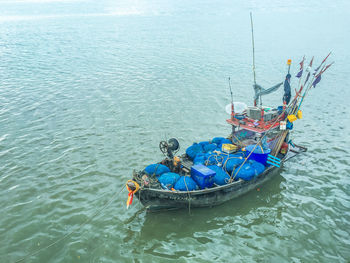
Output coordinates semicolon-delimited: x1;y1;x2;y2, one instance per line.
211;137;226;144
185;143;203;160
207;165;231;185
157;172;180;188
202;143;217;153
223;154;245;173
174;176;198;191
234;160;265;181
144;164;170;176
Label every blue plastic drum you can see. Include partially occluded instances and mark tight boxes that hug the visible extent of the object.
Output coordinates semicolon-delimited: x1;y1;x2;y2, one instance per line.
245;144;271;166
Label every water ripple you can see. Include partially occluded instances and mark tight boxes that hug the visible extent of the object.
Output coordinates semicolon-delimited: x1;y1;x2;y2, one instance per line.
1;1;350;262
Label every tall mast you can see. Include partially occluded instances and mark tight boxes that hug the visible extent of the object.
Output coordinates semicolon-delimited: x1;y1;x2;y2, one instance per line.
250;12;259;106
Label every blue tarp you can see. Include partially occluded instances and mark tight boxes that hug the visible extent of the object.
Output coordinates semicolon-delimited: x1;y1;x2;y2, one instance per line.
186;137;238;164
234;160;265;181
207;165;231;185
158;172;180;188
193;153;208;165
198;141;210;148
186;143;203;160
174;176;198;191
211;137;226;145
223;154;245;173
144;164;170;176
203;143;217;153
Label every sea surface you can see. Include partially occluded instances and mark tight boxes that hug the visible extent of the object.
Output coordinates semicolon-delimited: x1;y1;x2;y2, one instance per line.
1;0;350;262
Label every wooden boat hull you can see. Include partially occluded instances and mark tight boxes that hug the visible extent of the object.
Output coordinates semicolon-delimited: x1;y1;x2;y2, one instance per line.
134;143;305;210
135;165;279;210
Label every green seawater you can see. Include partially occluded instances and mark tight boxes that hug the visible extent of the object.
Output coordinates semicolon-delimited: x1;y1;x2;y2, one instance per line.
1;0;350;262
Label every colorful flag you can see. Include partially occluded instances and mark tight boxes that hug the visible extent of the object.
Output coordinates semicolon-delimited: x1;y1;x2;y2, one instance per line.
296;56;305;78
309;56;314;67
314;52;331;75
321;62;333;74
312;75;322;88
311;62;332;88
299;56;305;70
321;52;331;65
313;66;320;75
296;70;303;78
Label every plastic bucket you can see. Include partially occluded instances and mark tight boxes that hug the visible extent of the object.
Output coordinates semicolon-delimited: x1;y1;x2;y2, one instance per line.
245;144;271;166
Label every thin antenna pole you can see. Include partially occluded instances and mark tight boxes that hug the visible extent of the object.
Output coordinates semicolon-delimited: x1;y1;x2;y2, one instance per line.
228;77;234;117
228;77;236;135
250;12;258;106
228;77;233;104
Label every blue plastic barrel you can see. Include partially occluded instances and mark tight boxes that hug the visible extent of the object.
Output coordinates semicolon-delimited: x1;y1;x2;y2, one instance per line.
245;144;271;166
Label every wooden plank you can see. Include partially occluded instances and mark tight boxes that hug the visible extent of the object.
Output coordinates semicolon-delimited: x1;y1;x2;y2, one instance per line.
271;130;289;156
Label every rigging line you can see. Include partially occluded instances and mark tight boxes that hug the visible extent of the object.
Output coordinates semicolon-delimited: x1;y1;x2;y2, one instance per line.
250;12;260;106
232;133;244;147
250;12;256;88
184;178;191;215
13;186;125;263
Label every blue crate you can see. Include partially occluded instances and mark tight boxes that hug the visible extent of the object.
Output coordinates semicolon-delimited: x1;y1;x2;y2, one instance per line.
191;164;215;189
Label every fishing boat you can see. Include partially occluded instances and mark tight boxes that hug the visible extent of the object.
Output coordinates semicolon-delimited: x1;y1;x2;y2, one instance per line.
125;15;333;211
128;143;306;210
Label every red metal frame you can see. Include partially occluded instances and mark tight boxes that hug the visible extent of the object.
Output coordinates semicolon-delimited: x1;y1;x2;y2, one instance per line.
226;114;283;133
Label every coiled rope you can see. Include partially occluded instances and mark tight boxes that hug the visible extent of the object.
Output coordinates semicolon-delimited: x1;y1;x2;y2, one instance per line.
205;152;245;180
